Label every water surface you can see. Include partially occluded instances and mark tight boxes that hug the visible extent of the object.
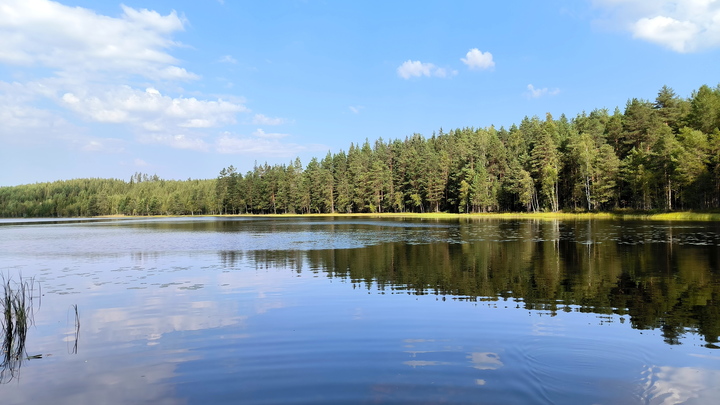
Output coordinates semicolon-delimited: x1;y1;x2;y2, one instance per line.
1;217;719;404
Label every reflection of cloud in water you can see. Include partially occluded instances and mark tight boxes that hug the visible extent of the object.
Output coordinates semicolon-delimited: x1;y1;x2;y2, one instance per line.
689;353;720;361
531;320;565;337
403;360;451;368
89;301;244;343
2;357;188;405
642;365;720;405
4;266;294;404
468;352;503;370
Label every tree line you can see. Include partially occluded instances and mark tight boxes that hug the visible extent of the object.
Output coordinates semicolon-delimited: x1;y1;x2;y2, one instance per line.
2;84;720;217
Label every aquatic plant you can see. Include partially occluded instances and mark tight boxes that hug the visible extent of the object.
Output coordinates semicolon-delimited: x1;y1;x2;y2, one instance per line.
0;275;40;383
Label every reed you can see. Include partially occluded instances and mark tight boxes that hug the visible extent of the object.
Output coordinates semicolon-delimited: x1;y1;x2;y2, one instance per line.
0;275;40;383
69;304;80;354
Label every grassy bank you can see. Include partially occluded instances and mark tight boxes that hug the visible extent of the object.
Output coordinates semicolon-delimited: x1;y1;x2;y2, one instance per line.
96;211;720;221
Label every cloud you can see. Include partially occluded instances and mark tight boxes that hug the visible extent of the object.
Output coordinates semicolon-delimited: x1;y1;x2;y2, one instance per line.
349;106;363;114
252;128;289;139
634;16;701;52
140;133;209;151
397;60;451;79
60;86;246;129
461;48;495;70
0;0;193;79
218;55;237;64
216;133;325;157
252;113;286;125
79;138;125;153
0;0;253;154
592;0;720;52
525;84;560;99
134;158;149;167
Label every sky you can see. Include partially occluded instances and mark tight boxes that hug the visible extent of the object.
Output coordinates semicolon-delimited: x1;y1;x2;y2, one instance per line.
1;0;720;186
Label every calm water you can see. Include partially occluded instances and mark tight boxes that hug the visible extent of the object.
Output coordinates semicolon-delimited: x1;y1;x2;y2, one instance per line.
0;217;719;404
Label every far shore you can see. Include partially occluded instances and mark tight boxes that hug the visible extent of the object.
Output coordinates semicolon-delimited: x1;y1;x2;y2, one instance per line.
92;211;720;221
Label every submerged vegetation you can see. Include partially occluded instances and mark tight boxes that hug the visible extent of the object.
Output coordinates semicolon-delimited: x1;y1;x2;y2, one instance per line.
0;275;40;383
3;84;720;217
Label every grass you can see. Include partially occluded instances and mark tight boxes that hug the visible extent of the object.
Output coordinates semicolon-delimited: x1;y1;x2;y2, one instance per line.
196;211;720;221
96;210;720;222
0;275;40;383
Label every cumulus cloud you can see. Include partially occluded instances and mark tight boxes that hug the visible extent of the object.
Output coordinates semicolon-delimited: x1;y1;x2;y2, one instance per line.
397;60;451;79
461;48;495;70
593;0;720;52
0;0;194;79
60;86;246;128
525;84;560;99
0;0;254;154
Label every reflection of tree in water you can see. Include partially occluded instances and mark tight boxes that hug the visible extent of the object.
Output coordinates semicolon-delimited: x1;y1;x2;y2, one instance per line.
223;220;720;347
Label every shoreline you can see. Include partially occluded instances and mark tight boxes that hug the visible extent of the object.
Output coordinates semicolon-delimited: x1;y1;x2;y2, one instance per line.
91;211;720;221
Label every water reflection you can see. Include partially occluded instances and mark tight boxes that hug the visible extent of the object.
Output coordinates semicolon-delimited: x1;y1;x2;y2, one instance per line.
641;365;720;405
468;352;503;370
2;217;720;404
212;219;720;347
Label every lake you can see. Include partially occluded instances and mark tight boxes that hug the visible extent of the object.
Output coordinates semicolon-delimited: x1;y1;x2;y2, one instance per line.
0;216;719;404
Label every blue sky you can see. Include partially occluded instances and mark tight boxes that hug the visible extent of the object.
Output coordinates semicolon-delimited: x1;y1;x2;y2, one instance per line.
1;0;720;186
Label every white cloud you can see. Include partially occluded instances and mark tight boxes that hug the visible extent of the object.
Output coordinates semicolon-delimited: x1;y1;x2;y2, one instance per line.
0;80;78;143
0;0;193;79
141;133;209;151
525;84;560;99
252;128;289;139
397;60;450;79
79;138;125;153
349;105;364;114
461;48;495;70
593;0;720;52
134;158;149;167
432;67;459;78
216;133;321;157
252;113;286;125
634;15;701;52
218;55;237;64
60;86;246;130
0;0;254;154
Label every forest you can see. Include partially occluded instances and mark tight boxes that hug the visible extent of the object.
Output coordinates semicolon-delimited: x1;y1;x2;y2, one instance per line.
2;84;720;217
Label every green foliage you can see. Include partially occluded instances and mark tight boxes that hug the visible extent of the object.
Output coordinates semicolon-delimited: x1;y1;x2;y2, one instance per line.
4;84;720;217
